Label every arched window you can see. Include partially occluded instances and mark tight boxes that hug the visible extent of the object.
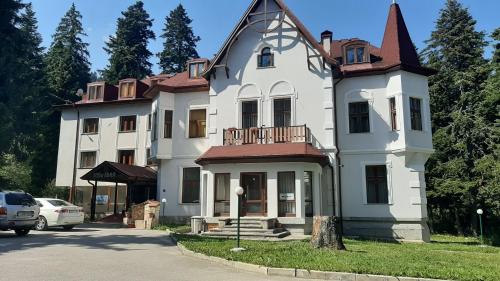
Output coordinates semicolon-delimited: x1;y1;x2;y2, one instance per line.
258;47;274;68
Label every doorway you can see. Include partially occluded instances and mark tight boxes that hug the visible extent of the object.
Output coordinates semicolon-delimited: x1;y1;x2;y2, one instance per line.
240;173;267;216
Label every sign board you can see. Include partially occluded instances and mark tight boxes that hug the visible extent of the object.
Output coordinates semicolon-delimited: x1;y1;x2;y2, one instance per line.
279;193;295;201
96;195;109;205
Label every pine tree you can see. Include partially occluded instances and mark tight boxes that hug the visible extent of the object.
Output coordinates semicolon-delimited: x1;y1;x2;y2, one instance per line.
423;0;491;235
103;1;155;83
45;3;91;101
158;4;200;74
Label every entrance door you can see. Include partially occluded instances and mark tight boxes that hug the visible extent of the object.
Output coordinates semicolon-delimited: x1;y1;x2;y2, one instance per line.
240;173;267;216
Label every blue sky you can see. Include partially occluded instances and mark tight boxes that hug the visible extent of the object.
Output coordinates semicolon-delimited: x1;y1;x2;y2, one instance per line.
30;0;499;74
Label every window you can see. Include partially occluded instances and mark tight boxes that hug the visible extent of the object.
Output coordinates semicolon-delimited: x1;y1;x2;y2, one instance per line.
304;171;313;217
349;102;370;133
278;172;295;217
214;174;230;216
182;167;200;203
346;46;366;64
188;109;206;138
164;110;173;138
147;114;152;131
119;81;135;98
119;115;136;132
83;118;99;134
389;97;397;131
242;100;258;129
365;165;389;204
152;111;158;140
189;62;205;79
274;98;291;127
118;150;134;165
88;85;103;100
80;151;96;168
410;97;423;131
258;47;274;68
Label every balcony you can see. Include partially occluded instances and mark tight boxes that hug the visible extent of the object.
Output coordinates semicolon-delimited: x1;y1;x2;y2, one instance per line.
223;125;311;146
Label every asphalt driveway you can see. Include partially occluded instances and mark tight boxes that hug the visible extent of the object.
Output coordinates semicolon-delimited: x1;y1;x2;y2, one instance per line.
0;225;314;281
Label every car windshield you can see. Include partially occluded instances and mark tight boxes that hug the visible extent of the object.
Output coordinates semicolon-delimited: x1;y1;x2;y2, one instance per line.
47;200;72;207
5;193;36;206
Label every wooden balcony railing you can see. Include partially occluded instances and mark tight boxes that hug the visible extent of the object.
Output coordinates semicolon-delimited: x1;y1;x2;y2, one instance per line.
223;125;311;146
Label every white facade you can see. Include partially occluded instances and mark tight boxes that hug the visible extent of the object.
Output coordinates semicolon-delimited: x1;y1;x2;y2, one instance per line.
55;0;433;241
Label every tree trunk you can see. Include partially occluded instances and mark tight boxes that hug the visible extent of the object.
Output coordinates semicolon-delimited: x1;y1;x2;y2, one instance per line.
311;216;346;250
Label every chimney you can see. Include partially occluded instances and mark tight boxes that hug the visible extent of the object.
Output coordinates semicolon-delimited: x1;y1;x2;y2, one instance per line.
321;30;333;53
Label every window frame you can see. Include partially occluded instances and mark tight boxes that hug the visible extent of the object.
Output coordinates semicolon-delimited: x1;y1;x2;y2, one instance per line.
273;98;292;128
410;97;423;131
164;110;173;139
117;149;135;166
79;151;97;169
119;115;137;133
187;107;207;139
361;162;392;205
348;101;370;134
277;171;296;217
257;47;274;68
389;97;398;131
180;167;201;204
82;118;99;134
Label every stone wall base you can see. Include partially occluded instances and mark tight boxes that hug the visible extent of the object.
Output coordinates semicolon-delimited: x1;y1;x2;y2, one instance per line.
343;219;430;242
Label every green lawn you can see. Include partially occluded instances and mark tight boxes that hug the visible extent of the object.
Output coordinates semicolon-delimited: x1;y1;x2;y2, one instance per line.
174;234;500;281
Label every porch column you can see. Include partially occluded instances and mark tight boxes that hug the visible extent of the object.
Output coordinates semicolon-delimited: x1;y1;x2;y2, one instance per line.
267;171;278;218
296;167;305;219
229;172;239;218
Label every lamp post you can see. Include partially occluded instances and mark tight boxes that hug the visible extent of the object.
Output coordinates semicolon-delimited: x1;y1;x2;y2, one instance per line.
477;208;484;245
161;198;167;224
231;186;246;252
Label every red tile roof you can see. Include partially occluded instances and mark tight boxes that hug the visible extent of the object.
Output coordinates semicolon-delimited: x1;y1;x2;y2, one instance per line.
195;143;329;166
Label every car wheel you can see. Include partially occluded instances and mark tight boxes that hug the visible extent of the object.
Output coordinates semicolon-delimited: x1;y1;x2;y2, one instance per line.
62;225;75;230
35;216;48;231
15;229;30;236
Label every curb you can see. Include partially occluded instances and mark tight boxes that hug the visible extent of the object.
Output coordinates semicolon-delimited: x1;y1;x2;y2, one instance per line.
174;238;451;281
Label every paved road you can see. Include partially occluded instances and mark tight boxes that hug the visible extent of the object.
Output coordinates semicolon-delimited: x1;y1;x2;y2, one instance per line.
0;225;313;281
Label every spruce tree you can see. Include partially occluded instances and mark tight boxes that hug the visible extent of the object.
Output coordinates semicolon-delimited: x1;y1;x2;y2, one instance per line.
45;3;91;101
423;0;490;234
103;1;155;83
158;4;200;74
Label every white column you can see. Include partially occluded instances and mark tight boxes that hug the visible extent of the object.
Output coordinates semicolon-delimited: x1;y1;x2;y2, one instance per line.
295;167;305;218
229;172;239;218
267;171;278;218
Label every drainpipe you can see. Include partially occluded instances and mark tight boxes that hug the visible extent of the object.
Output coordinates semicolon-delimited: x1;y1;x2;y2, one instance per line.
69;105;80;204
332;76;344;233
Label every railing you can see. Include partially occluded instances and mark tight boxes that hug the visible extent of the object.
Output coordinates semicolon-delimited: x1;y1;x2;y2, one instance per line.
223;125;311;146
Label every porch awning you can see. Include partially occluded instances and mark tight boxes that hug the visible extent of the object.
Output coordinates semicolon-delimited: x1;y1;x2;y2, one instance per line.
195;143;329;166
81;161;157;184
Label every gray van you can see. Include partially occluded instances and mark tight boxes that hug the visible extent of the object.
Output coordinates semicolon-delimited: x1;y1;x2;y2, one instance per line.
0;190;40;236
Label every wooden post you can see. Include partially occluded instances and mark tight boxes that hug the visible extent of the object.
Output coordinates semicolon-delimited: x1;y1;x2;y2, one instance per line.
311;216;346;250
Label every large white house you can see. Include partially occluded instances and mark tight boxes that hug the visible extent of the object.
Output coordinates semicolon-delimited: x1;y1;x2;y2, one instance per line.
55;0;435;241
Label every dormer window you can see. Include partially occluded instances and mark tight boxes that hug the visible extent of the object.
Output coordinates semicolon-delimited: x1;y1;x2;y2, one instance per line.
345;45;367;64
87;84;103;101
189;62;205;79
258;47;274;68
119;81;135;99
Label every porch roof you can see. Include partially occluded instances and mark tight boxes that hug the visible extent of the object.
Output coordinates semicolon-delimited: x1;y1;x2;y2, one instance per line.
195;143;329;166
81;161;157;184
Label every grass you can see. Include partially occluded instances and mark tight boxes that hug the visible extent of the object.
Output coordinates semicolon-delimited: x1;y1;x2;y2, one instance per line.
173;234;500;281
153;223;191;234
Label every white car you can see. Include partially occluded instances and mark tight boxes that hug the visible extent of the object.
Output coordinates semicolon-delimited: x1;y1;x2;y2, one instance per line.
34;198;84;231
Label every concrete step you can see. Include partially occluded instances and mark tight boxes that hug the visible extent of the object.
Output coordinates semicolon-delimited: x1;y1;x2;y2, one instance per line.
202;230;290;239
210;227;287;234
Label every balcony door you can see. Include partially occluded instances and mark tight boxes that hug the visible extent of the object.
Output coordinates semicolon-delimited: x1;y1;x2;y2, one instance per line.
240;173;267;216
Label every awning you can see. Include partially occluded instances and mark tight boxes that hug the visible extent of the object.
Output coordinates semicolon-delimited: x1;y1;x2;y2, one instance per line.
195;143;329;166
81;161;157;184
